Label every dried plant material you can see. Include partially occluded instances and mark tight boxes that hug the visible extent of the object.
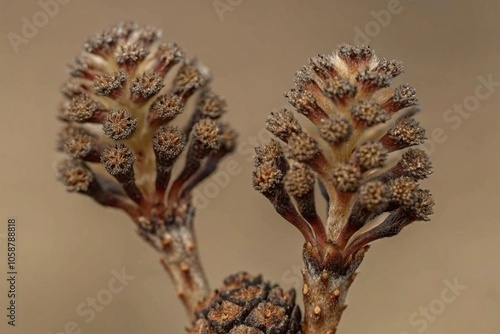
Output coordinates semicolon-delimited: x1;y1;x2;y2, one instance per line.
93;70;127;96
56;24;436;334
318;114;353;145
55;22;237;319
252;44;434;334
102;110;138;140
189;273;301;334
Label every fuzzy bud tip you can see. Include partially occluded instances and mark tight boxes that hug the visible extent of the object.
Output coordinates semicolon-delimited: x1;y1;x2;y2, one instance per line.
101;144;136;180
351;100;389;127
390;177;419;206
284;161;315;197
352;141;388;171
193;119;221;151
266;108;302;141
358;181;391;212
93;71;127;96
287;132;319;162
102;110;138;140
150;93;184;121
152;126;186;165
130;71;165;100
252;162;283;194
332;163;362;192
399;148;433;179
57;160;94;193
319;115;353;145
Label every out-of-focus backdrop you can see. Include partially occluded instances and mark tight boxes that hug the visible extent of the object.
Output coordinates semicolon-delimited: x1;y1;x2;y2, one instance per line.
0;0;499;333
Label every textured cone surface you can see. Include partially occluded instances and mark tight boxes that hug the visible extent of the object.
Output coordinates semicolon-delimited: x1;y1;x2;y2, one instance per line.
187;272;302;334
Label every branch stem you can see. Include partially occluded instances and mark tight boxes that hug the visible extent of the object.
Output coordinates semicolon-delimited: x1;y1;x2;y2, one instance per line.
138;202;210;320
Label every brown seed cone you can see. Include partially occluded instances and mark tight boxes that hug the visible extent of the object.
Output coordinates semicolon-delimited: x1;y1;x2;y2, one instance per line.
187;272;302;334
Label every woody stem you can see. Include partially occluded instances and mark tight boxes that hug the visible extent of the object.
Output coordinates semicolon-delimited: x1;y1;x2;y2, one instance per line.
301;244;367;334
138;202;210;320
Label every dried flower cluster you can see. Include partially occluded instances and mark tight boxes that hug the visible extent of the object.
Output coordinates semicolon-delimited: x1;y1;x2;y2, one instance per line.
55;22;237;316
253;44;434;333
54;22;435;334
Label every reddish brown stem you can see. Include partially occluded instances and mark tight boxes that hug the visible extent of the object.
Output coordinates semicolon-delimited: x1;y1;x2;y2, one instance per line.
157;204;211;319
301;244;367;334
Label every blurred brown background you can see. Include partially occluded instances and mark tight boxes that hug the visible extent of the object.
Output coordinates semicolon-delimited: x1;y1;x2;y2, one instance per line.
0;0;499;333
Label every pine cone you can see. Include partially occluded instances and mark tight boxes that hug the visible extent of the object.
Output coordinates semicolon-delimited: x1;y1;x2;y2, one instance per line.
187;272;302;334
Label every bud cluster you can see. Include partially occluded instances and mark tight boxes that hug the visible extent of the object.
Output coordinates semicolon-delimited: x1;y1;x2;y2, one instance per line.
253;44;434;260
56;22;237;231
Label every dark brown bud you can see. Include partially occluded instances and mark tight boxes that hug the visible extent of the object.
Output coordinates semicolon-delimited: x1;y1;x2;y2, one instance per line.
93;70;127;96
381;118;426;151
285;89;328;123
102;110;138;140
130;71;164;101
337;44;374;66
152;126;186;195
382;84;418;113
356;69;391;94
374;58;404;79
323;76;357;105
56;159;94;193
173;60;210;95
254;140;288;173
58;126;98;154
115;43;149;66
350;99;389;127
292;67;310;90
409;189;434;221
57;125;80;151
287;132;320;162
67;94;98;122
152;43;184;74
399;148;432;180
63;129;101;162
252;162;284;194
390;177;418;206
101;144;144;204
266;108;302;141
358;181;391;212
152;126;186;166
193;119;221;152
284;161;315;197
101;144;136;182
84;29;118;55
198;91;227;119
318;114;353;145
149;93;184;121
352;141;388;171
308;54;336;79
331;163;362;192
